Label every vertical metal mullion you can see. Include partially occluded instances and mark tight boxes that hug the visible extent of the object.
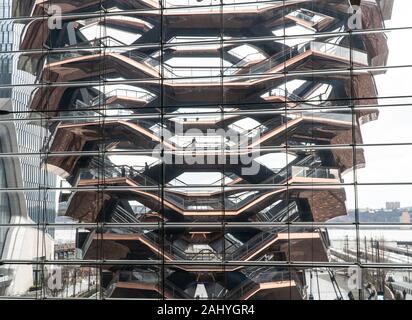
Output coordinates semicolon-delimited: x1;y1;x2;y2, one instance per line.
37;0;49;300
282;0;293;300
349;20;363;301
160;0;166;301
98;0;105;300
220;0;227;300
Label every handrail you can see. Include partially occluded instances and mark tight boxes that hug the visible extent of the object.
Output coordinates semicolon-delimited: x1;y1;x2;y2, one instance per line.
309;41;368;65
225;229;279;261
45;40;367;86
225;270;301;299
105;272;120;298
187;249;221;261
163;279;192;299
83;163;159;186
223;51;266;75
164;0;279;10
79;155;337;218
81;157;336;213
140;228;276;262
242;115;286;139
109;268;304;300
255;201;299;222
111;205;142;224
168;177;189;187
265;87;303;102
99;212;324;265
64;36;128;49
291;166;339;179
226;40;368;76
102;224;277;264
90;88;156;106
81;230;96;257
143;231;188;260
48;36;128;62
113;270;191;299
126;51;179;78
169;172;238;188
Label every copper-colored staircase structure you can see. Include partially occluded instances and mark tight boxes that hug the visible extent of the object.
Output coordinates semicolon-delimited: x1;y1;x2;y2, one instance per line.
20;0;392;299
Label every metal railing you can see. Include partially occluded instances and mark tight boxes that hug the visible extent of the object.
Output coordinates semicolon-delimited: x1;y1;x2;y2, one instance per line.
187;249;221;261
291;166;339;180
265;87;304;102
82;162;159;186
64;36;127;49
99;226;279;264
111;206;141;225
309;41;368;65
233;41;368;76
90;88;156;106
80;157;336;213
46;39;368;85
223;51;266;75
224;270;298;299
255;201;299;222
164;189;265;211
164;0;278;10
47;37;127;63
143;231;188;260
113;270;191;299
225;229;279;261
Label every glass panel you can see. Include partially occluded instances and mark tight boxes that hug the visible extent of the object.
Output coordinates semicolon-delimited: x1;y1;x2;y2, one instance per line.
1;0;411;301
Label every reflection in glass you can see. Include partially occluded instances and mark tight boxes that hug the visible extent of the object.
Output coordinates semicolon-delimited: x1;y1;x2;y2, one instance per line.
0;0;410;300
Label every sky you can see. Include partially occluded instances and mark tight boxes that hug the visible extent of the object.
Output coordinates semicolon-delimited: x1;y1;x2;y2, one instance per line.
344;1;412;209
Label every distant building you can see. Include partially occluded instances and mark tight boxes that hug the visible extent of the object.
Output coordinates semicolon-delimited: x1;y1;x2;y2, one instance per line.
0;0;56;296
386;202;401;210
400;211;411;224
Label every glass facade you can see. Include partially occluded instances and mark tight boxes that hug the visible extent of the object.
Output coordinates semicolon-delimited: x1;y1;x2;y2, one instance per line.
0;0;412;300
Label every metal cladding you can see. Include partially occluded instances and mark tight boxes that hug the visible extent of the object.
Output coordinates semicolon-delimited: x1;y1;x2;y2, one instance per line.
20;0;392;299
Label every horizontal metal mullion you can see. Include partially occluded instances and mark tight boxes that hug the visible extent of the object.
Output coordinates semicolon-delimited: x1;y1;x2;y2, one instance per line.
1;143;412;158
2;259;412;269
1;222;411;228
3;64;412;90
3;181;412;193
1;0;302;22
0;183;350;193
1;19;411;54
2;102;412;124
5;99;412;118
0;26;389;55
0;146;354;158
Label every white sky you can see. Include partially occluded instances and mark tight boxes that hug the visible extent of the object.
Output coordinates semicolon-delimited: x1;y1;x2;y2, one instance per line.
344;1;412;209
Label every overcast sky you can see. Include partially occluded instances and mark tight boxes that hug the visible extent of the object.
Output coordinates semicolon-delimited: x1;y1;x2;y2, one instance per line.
344;1;412;210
